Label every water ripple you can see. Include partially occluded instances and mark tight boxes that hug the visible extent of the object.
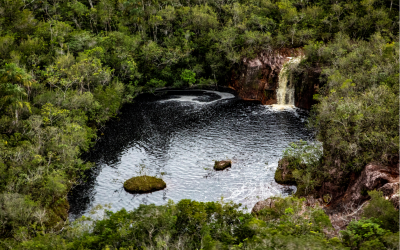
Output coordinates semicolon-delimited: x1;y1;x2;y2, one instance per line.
68;90;313;219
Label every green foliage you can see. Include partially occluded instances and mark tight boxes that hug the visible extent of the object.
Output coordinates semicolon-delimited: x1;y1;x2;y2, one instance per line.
297;34;399;172
362;190;399;232
13;197;343;249
278;141;325;195
180;69;196;87
340;219;392;250
256;196;332;234
0;0;397;245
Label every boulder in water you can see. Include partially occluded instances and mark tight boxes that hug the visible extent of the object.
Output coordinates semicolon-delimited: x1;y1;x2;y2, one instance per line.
214;160;231;170
124;176;166;193
274;158;296;185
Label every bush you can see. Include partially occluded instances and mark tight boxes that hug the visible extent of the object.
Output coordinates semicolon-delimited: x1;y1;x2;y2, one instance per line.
15;197;340;249
276;141;324;195
362;190;399;232
341;219;389;249
180;69;196;87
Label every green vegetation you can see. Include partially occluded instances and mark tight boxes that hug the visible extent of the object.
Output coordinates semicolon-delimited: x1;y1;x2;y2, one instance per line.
213;160;232;170
123;176;166;193
361;190;399;232
275;141;325;195
16;197;343;249
339;190;400;249
293;34;399;173
14;193;400;249
341;219;398;250
276;33;399;196
0;0;398;248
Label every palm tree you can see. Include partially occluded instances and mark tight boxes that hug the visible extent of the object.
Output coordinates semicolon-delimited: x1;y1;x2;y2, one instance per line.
0;83;31;123
0;63;33;124
0;63;34;96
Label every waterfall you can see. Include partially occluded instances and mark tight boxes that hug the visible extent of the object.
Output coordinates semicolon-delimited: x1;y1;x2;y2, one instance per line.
274;57;301;109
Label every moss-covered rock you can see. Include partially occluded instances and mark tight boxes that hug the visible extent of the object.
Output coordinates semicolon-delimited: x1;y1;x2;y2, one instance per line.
274;158;296;185
124;176;166;193
214;160;231;170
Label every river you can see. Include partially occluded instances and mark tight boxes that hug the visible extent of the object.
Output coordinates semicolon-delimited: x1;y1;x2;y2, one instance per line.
68;90;313;219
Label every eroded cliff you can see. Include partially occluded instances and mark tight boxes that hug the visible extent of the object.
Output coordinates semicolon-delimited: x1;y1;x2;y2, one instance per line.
228;48;319;109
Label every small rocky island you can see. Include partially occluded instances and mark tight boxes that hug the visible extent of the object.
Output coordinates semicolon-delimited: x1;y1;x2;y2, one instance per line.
124;176;166;193
214;160;232;170
274;158;297;185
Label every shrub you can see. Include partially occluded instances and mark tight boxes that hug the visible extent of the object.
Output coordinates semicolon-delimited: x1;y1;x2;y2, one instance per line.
362;190;399;232
341;219;389;249
277;141;325;195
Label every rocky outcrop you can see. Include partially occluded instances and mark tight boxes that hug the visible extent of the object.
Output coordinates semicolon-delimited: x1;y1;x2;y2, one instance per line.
327;201;368;231
274;157;296;185
294;66;322;109
228;49;303;105
327;163;399;210
251;198;277;214
377;182;399;209
327;168;399;230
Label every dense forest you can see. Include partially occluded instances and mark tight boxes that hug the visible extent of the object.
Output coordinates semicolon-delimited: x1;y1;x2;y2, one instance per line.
0;0;398;249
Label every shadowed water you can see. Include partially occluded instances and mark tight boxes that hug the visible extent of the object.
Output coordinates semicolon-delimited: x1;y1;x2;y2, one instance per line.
68;90;313;220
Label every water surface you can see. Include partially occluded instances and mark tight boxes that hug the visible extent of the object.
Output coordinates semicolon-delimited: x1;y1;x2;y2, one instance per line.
68;90;312;219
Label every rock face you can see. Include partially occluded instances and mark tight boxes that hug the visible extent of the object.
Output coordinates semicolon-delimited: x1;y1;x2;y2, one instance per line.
214;160;231;170
294;67;322;109
124;176;166;194
320;163;399;211
338;163;398;208
229;48;319;108
321;163;399;230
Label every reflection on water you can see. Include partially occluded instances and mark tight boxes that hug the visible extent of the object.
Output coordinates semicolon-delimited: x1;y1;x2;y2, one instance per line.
68;90;312;220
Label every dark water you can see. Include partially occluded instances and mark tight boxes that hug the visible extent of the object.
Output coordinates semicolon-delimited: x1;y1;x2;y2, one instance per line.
68;90;312;220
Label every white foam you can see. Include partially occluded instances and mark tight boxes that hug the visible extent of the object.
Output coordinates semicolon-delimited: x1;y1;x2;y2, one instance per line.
160;90;235;105
270;104;295;110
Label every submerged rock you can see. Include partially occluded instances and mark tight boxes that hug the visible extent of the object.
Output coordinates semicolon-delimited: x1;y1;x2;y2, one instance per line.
124;176;166;194
214;160;231;170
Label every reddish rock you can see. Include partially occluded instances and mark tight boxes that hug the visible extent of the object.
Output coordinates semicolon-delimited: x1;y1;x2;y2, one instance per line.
294;67;322;110
378;182;399;209
320;163;399;212
328;202;368;231
378;182;399;197
228;49;303;105
340;163;399;206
